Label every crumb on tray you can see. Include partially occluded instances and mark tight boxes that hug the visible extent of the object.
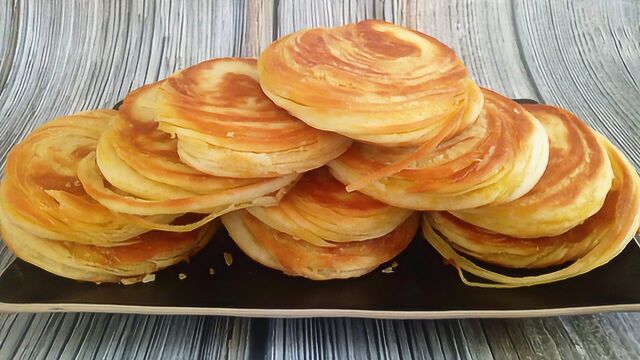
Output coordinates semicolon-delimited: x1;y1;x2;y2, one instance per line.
224;252;233;266
382;260;399;274
120;277;139;285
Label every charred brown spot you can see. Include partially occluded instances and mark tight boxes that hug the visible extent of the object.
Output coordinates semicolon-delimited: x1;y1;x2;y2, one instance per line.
357;25;421;58
218;73;263;101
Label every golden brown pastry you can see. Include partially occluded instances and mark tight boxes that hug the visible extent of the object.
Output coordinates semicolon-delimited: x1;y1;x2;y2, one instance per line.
222;168;417;279
223;211;418;280
451;104;614;238
328;89;549;210
0;110;221;282
0;110;184;246
422;135;640;287
1;207;217;283
259;20;483;146
84;82;298;216
247;167;413;246
152;58;352;178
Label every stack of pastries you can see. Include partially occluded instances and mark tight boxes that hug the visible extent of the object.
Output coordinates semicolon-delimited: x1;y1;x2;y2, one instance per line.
1;20;638;287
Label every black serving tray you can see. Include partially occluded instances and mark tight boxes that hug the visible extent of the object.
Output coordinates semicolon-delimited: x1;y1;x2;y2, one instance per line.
1;99;638;318
1;228;639;318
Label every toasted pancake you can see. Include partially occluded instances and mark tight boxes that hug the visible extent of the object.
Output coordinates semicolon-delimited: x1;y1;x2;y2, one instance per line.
0;110;181;246
258;20;483;146
451;104;614;237
222;167;416;280
222;210;418;280
246;167;414;247
422;136;640;287
1;203;217;283
151;58;351;178
87;82;299;216
328;89;549;210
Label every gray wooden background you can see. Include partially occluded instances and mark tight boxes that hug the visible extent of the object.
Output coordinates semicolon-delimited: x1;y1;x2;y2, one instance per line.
1;0;639;358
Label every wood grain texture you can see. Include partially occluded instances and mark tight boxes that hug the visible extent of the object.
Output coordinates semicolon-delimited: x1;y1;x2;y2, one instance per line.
1;0;639;359
514;0;640;166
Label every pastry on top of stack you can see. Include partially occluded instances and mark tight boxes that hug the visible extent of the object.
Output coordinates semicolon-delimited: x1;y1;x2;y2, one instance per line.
422;104;640;287
259;20;483;147
0;111;217;283
222;168;417;280
81;82;298;217
329;89;549;209
150;58;352;178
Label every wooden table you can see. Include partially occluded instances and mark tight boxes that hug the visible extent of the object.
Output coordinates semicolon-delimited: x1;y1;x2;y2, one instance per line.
1;0;639;358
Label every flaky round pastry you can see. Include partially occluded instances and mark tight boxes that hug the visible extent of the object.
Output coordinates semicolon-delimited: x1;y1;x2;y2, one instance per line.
0;110;185;246
451;104;614;238
247;167;413;247
258;20;483;146
0;203;217;284
328;89;549;210
86;82;298;217
422;136;640;287
151;58;351;178
222;210;418;280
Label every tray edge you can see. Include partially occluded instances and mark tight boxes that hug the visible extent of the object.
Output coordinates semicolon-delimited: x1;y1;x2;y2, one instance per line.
1;302;639;319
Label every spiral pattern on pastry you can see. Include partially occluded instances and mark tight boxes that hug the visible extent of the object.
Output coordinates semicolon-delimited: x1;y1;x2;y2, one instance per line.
0;110;179;246
246;167;414;247
152;58;351;178
222;167;416;279
422;135;640;287
450;104;614;238
222;210;418;280
328;89;549;210
258;20;484;146
87;82;299;216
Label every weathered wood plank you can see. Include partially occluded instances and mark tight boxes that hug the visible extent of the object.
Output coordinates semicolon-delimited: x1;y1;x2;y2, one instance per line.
0;0;18;93
242;0;275;56
503;318;563;360
513;0;640;166
0;1;639;359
